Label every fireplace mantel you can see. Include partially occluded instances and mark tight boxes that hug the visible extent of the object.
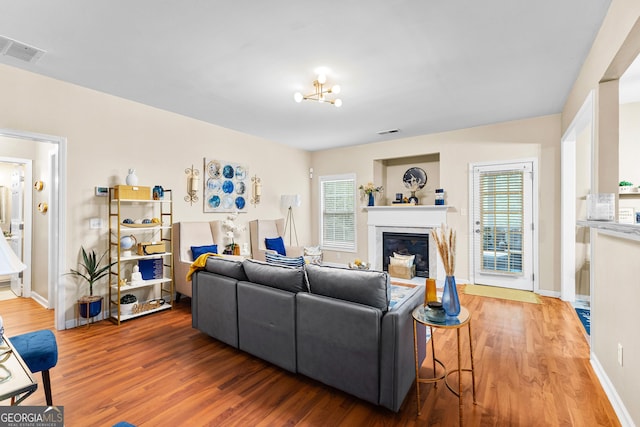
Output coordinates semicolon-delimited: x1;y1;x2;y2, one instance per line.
364;205;449;227
365;205;449;280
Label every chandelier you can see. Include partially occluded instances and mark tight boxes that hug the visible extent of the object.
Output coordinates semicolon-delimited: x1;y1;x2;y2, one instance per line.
294;74;342;107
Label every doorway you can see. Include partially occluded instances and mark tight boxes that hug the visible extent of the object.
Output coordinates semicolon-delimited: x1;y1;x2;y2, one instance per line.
0;129;67;330
470;160;537;291
0;159;32;298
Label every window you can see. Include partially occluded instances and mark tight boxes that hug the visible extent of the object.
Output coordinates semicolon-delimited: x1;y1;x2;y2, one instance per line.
320;174;356;251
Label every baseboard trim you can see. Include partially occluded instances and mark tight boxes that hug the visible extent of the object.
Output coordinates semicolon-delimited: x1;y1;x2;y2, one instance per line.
30;291;50;309
590;352;635;426
536;289;559;298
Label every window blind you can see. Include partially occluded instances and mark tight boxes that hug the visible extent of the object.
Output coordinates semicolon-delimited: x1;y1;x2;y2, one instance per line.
321;176;356;251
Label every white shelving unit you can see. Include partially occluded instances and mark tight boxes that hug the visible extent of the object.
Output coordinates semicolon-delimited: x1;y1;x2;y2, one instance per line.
108;188;173;325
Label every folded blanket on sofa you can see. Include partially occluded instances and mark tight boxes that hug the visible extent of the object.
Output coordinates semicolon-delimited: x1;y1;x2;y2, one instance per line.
187;253;220;281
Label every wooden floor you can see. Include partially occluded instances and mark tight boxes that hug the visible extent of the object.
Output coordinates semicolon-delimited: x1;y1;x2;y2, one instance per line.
0;287;620;427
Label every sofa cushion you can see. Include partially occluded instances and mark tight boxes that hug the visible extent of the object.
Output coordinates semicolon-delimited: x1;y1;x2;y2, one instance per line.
305;264;390;312
191;244;218;260
265;252;305;268
242;259;308;293
265;236;286;256
204;256;247;281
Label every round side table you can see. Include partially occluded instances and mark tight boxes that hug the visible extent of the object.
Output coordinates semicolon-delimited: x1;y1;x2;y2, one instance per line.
412;305;477;425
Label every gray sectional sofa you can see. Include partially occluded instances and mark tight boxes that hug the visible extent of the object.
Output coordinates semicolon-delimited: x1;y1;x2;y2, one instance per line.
191;257;426;412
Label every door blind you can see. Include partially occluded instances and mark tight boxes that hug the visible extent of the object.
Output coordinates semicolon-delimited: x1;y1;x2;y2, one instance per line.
480;170;524;275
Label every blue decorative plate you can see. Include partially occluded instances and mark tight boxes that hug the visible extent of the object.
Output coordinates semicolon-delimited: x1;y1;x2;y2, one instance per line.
235;181;245;195
235;196;246;209
208;195;221;208
222;195;234;209
222;180;234;193
222;164;234;179
207;178;221;193
235;166;246;180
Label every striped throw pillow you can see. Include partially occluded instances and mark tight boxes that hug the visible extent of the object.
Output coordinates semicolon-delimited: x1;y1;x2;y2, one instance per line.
265;252;305;268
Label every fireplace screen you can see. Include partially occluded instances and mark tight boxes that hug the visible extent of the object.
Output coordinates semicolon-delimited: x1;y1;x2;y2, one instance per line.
382;232;429;277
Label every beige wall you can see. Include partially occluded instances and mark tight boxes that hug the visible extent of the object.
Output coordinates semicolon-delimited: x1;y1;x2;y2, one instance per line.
562;2;640;424
311;114;560;291
0;64;312;324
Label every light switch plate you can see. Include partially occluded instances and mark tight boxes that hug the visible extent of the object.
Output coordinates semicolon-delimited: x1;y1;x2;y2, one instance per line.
95;186;109;197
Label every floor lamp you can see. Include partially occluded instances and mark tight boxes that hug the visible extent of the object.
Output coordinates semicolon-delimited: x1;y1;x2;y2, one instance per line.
281;195;301;246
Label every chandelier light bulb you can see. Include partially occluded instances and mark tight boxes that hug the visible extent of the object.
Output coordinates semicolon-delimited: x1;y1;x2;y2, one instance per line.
294;92;303;103
334;98;343;107
331;85;341;94
317;74;327;84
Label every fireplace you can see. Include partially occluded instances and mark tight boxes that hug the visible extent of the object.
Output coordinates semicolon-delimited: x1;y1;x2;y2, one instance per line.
365;205;448;281
382;232;429;277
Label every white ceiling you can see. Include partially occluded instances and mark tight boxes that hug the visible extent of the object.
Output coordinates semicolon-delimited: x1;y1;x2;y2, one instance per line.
0;1;613;151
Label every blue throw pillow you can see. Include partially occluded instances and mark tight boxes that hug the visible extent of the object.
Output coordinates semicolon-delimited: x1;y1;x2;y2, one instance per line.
191;244;218;260
264;236;286;256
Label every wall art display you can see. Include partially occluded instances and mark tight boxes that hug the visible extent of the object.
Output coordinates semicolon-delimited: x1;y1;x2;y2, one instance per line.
203;158;248;213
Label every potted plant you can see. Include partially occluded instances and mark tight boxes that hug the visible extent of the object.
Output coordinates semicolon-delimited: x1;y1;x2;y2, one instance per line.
67;246;114;319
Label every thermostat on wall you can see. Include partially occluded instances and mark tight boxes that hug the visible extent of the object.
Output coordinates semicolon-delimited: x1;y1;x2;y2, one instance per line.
95;186;109;197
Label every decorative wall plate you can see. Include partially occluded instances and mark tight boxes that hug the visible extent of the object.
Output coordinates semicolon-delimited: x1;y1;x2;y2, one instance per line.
207;160;221;178
204;158;248;213
208;194;221;208
403;167;427;191
222;164;234;179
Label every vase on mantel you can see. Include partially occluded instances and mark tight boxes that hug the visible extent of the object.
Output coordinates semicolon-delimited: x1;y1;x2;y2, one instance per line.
368;193;375;206
441;275;461;318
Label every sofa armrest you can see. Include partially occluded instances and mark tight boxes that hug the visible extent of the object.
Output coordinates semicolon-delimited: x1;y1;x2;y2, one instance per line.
296;292;382;406
379;285;426;412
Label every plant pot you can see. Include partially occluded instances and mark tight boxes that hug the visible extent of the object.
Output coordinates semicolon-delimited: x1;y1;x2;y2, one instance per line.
79;296;102;319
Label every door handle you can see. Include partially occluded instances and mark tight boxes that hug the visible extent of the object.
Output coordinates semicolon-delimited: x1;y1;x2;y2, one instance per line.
475;229;480;233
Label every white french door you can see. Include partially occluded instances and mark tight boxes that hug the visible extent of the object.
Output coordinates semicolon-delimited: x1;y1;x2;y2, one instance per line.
472;161;534;291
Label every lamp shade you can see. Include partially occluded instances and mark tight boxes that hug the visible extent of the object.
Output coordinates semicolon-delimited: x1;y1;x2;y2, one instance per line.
0;232;26;275
280;194;302;209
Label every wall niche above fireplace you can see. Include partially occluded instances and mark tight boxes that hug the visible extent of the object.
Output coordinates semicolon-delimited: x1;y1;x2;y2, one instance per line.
374;153;440;206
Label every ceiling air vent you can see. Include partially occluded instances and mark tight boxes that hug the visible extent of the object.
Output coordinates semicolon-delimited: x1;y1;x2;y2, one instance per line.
377;128;400;135
0;35;45;63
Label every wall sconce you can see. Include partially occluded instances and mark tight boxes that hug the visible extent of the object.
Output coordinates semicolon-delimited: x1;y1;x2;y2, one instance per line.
251;175;261;206
184;165;200;205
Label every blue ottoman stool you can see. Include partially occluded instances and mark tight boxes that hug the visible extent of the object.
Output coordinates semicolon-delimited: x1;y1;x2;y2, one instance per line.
9;330;58;406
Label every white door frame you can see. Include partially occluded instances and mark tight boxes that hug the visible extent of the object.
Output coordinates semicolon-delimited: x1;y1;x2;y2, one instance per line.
0;128;67;330
0;157;32;297
560;91;594;302
468;158;539;292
